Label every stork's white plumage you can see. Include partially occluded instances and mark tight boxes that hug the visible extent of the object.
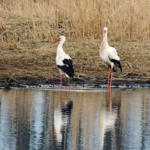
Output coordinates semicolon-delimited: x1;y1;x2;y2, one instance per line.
51;36;74;88
100;27;122;87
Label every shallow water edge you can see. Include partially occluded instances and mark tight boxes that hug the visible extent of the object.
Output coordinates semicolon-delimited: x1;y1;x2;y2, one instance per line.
0;79;150;89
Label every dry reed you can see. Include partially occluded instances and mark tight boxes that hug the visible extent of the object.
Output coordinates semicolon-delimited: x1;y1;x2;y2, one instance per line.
0;0;150;41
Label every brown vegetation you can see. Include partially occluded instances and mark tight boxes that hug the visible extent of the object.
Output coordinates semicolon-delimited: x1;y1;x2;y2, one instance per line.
0;0;150;40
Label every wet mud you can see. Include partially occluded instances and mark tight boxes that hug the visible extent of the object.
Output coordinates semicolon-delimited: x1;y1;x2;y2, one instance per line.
1;73;150;89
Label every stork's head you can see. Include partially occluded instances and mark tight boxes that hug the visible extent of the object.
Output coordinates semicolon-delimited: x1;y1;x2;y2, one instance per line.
103;27;108;35
51;35;66;44
59;35;66;42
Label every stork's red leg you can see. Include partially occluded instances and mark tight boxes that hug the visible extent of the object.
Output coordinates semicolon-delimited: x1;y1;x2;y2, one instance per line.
60;74;63;89
68;78;70;91
67;78;71;99
107;74;109;88
107;67;109;88
107;66;111;88
110;71;113;88
59;74;63;100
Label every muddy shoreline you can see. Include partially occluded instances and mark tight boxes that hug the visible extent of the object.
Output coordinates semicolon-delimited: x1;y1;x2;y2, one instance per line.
1;74;150;89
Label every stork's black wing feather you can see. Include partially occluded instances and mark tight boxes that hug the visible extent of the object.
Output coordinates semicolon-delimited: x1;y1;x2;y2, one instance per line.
110;59;122;72
57;59;74;78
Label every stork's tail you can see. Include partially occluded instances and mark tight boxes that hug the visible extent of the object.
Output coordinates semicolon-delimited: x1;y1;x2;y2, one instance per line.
110;59;122;72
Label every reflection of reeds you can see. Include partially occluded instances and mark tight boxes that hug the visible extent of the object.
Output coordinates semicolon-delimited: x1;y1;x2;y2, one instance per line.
1;0;150;40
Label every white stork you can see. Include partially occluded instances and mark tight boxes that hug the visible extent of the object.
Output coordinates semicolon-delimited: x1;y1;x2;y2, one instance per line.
51;35;74;89
100;27;122;88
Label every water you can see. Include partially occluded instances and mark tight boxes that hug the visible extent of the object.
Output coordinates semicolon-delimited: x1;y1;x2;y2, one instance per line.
0;87;150;150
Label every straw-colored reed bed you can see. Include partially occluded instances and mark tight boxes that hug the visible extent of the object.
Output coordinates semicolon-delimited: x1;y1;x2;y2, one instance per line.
0;0;150;40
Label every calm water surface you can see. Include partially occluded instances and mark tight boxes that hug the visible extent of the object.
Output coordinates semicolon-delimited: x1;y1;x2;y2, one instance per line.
0;87;150;150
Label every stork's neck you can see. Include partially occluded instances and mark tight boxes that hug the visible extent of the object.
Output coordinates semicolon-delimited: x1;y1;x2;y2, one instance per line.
100;33;109;51
103;33;109;47
57;40;65;54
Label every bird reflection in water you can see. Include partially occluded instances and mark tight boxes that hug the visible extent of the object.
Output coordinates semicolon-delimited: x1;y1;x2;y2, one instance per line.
106;85;112;108
99;88;117;149
54;95;73;150
59;84;71;102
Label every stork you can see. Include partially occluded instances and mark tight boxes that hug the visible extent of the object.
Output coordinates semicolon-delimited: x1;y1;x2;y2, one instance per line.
100;27;122;88
51;35;74;89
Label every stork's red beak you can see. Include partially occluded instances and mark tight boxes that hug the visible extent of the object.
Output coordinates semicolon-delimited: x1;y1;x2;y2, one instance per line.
51;39;59;44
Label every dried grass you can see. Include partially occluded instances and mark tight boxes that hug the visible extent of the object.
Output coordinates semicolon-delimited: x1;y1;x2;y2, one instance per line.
0;0;150;41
